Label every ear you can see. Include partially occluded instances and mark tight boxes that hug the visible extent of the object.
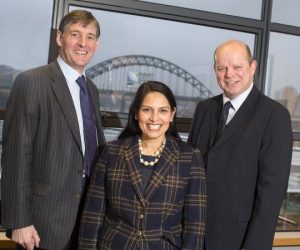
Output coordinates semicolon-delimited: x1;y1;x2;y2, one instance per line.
171;107;176;122
56;31;62;47
250;59;257;76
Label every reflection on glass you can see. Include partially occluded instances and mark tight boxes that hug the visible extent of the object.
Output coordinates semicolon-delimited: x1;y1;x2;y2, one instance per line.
266;32;300;132
277;141;300;231
137;0;262;19
0;0;53;108
103;127;122;142
0;120;2;178
70;6;255;118
272;0;300;27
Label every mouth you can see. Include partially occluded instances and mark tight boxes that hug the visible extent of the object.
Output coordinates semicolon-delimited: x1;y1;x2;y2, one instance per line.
75;50;88;55
225;80;239;85
147;124;162;130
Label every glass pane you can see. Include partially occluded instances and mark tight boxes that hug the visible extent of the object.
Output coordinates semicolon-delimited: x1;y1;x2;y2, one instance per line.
0;0;53;108
0;120;2;179
266;32;300;132
70;6;255;118
272;0;300;27
138;0;262;19
103;127;122;142
277;141;300;231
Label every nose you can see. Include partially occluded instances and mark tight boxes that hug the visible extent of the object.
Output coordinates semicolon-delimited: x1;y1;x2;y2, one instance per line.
225;67;234;78
150;110;158;121
78;35;86;47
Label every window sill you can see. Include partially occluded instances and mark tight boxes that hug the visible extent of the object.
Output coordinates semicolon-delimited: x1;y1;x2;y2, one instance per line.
273;232;300;246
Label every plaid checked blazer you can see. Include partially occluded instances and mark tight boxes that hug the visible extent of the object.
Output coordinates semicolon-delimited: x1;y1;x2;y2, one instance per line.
79;136;206;250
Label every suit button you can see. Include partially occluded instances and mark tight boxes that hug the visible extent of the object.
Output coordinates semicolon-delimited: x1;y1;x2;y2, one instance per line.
137;230;142;236
138;213;144;219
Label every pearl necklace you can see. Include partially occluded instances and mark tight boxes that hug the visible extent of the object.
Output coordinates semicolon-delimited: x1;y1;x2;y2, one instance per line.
139;138;166;167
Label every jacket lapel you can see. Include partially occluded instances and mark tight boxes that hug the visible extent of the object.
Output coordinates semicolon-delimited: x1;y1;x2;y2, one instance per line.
49;61;82;152
123;137;146;207
210;95;223;147
144;138;177;201
214;86;259;147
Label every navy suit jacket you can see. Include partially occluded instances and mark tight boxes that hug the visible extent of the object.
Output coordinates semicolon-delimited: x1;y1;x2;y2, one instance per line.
1;61;105;249
188;85;293;250
79;136;206;250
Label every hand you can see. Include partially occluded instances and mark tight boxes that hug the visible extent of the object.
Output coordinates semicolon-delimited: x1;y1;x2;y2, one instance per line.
12;225;40;250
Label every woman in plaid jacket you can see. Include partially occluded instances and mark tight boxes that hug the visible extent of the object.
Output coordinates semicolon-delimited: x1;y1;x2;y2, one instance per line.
79;81;206;249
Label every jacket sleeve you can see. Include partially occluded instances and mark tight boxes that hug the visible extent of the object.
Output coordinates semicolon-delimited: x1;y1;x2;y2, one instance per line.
182;148;206;250
187;102;200;146
78;145;108;250
242;106;293;250
1;72;39;229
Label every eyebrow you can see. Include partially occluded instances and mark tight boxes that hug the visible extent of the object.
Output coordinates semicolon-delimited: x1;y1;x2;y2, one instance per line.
69;29;97;36
141;105;171;109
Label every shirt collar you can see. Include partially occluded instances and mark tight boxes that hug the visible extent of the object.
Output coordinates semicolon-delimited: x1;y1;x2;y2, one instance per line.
223;82;253;111
57;56;86;83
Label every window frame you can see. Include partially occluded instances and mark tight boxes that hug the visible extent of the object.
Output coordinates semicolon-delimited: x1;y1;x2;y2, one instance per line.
49;0;273;132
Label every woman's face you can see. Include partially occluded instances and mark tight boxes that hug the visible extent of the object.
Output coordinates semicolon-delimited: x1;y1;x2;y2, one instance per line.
137;91;175;142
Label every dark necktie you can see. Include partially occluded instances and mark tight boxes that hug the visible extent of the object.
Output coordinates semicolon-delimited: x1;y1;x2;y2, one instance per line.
215;101;232;142
76;75;97;177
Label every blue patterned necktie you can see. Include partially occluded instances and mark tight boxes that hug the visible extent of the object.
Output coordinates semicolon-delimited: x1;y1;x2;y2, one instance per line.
76;75;97;177
215;101;232;142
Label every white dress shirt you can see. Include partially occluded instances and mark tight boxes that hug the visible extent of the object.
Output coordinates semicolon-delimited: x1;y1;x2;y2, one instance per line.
57;56;85;154
223;82;254;125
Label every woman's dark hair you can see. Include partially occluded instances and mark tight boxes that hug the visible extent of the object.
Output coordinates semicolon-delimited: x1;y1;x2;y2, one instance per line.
118;81;181;141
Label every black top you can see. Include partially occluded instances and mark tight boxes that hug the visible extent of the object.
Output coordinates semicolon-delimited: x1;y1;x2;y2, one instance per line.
139;155;156;191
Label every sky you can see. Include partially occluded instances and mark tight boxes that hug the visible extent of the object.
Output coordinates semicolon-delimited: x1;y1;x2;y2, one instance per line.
0;0;53;70
0;0;254;96
1;0;299;99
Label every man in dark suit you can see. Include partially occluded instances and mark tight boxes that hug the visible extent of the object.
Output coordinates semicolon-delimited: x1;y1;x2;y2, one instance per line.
188;39;293;250
1;10;105;249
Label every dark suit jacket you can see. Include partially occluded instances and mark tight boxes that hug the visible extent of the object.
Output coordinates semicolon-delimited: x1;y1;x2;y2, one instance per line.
188;85;292;250
78;136;206;250
1;61;105;249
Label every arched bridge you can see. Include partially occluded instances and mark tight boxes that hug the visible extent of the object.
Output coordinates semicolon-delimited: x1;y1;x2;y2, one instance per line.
86;55;213;116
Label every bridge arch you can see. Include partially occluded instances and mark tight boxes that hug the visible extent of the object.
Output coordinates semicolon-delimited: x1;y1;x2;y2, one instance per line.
86;55;213;116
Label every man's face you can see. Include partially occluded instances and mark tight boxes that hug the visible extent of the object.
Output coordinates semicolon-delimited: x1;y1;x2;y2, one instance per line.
56;22;99;74
214;42;257;99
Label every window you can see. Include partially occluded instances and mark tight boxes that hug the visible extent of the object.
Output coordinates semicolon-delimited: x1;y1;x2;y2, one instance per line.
278;141;300;231
138;0;262;19
266;32;300;132
70;6;255;118
272;0;300;27
0;0;53;108
0;0;53;178
267;32;300;231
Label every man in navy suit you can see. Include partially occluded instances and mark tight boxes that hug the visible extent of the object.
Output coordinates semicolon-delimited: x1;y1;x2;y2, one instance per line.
188;39;293;250
1;10;105;249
